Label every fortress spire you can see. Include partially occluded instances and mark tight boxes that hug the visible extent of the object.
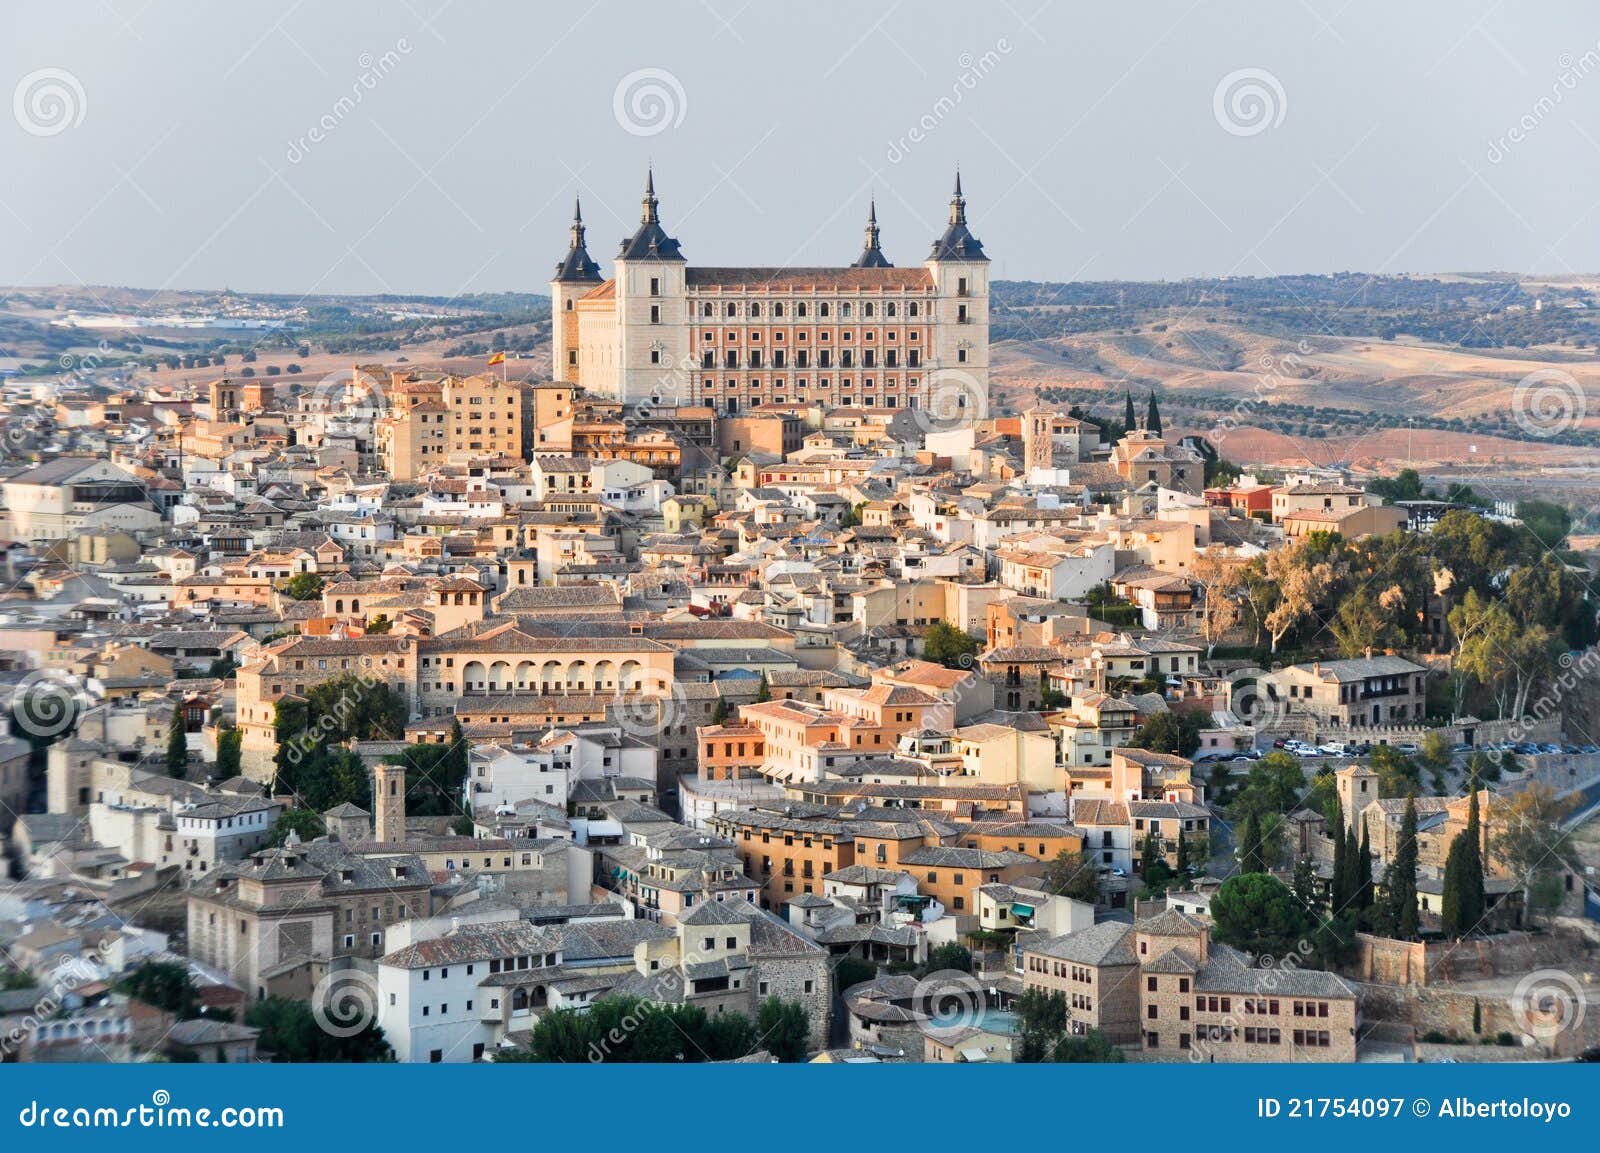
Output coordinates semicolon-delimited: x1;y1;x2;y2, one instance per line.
852;197;892;268
553;196;600;282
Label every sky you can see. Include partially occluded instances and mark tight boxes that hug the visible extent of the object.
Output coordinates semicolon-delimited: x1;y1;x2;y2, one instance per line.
5;1;1600;296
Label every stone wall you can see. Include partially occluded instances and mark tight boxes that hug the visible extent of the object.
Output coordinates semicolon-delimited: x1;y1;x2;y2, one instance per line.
1358;980;1599;1059
1352;929;1597;987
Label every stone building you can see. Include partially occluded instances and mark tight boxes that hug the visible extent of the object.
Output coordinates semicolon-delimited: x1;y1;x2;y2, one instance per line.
552;170;990;418
185;834;433;1001
1020;910;1359;1062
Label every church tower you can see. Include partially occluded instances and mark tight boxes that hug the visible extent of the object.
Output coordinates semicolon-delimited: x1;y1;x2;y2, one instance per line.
613;166;689;408
550;198;602;389
924;171;990;425
373;761;406;844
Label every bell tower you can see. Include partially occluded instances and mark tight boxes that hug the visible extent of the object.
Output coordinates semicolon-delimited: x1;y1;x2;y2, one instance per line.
373;761;407;844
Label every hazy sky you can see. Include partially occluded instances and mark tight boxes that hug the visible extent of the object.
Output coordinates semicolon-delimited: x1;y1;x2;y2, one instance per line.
6;1;1600;295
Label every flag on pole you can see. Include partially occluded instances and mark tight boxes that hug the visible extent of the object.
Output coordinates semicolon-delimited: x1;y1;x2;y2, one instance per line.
487;352;506;366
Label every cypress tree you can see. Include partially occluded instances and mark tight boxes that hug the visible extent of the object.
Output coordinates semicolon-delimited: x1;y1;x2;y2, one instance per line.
1146;391;1162;437
1442;785;1486;938
1356;823;1374;911
1240;810;1263;874
166;706;188;778
1330;807;1347;905
1176;830;1190;875
1460;784;1486;928
1381;795;1420;939
1124;390;1137;434
1292;856;1319;911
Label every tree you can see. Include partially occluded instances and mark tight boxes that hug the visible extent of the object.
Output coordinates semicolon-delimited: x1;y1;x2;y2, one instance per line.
1490;783;1578;924
1449;589;1554;721
923;621;979;669
1369;743;1420;798
1291;856;1319;911
755;996;810;1063
1210;873;1313;959
1124;390;1137;434
1145;391;1162;436
1127;709;1203;757
1418;731;1453;787
118;961;201;1019
166;706;189;777
1355;823;1374;916
1041;848;1102;904
711;697;731;725
1263;545;1336;653
1440;787;1485;938
1329;586;1405;658
282;572;325;601
1330;809;1348;907
1367;468;1424;504
1192;552;1244;655
925;942;972;974
1176;829;1191;875
246;996;393;1062
1228;752;1306;820
215;725;242;778
1054;1028;1125;1063
1139;827;1170;888
272;674;409;810
1238;810;1264;874
1015;986;1069;1063
271;808;326;846
754;674;772;703
1377;795;1420;940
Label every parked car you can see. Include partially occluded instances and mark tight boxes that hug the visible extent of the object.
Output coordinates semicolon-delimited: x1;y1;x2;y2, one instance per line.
1395;741;1420;755
1317;742;1351;757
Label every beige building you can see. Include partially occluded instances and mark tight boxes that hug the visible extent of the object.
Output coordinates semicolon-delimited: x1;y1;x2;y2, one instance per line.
1257;655;1429;729
377;373;548;479
552;171;990;417
1021;910;1358;1061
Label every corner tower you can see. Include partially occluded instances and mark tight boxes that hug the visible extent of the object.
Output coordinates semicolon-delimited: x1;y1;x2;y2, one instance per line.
613;166;689;408
924;171;990;423
550;198;602;388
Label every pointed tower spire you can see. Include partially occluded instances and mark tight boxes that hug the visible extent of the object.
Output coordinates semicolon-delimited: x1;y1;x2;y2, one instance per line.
642;164;659;224
554;195;600;282
929;169;985;261
619;165;683;261
853;197;892;268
